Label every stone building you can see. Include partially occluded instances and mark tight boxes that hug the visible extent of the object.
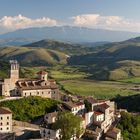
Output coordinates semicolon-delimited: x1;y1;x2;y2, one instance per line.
0;60;19;96
0;60;60;100
63;102;85;115
84;97;122;140
0;107;12;133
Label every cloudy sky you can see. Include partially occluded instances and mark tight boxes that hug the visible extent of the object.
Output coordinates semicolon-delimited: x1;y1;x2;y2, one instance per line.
0;0;140;34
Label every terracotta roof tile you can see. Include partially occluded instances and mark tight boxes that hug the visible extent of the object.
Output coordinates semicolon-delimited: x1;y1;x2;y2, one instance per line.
87;97;98;104
94;111;104;116
98;103;110;109
0;107;12;114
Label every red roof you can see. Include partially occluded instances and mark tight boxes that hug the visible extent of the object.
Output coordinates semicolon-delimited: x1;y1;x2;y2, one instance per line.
98;103;110;109
94;111;104;116
87;97;98;104
37;71;48;75
0;107;12;114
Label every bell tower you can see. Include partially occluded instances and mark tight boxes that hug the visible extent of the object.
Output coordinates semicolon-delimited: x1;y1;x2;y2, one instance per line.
9;60;19;80
37;71;48;81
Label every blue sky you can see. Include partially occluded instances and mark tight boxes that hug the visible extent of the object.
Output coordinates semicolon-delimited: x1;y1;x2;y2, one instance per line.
0;0;140;33
0;0;139;19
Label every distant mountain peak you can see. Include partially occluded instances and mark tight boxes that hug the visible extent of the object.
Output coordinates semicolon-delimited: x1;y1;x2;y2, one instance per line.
0;26;139;43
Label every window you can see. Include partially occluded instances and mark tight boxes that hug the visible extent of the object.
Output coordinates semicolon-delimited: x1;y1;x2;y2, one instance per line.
25;92;26;96
0;123;2;126
42;92;44;94
37;92;39;95
7;122;9;125
0;128;2;130
30;93;31;96
7;127;9;130
0;117;2;120
7;116;9;119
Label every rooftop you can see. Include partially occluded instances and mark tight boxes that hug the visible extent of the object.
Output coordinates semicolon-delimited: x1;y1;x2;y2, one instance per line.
37;71;48;75
86;97;98;104
45;112;58;118
94;111;104;116
97;103;110;109
0;107;12;114
106;128;121;139
64;102;84;110
16;79;58;90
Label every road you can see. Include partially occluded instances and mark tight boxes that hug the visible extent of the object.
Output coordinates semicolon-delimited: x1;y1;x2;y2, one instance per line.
0;97;23;102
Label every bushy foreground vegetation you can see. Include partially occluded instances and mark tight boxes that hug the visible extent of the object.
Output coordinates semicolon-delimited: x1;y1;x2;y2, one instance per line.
118;112;140;140
0;97;58;122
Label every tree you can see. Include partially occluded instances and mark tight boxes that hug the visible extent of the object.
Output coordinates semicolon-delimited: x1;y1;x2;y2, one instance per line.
117;112;140;140
53;111;83;140
84;99;92;112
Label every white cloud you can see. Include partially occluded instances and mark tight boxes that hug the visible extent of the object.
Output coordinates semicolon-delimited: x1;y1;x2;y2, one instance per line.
0;14;57;31
0;14;140;34
72;14;140;32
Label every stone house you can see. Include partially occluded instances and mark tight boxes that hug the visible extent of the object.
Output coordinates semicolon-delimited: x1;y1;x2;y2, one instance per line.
84;97;122;139
44;112;58;124
0;107;12;133
105;128;122;140
63;102;85;115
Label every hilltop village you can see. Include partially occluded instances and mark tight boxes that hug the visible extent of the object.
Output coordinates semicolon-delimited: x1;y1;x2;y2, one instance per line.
0;60;123;140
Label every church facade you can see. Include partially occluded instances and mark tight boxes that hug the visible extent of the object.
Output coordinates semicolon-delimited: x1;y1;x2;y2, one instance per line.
0;60;60;100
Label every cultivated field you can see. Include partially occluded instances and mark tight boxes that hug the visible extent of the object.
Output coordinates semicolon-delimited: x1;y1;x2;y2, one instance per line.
60;80;139;99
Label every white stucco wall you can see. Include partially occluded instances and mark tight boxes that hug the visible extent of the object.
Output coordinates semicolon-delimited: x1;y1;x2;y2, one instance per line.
0;113;12;133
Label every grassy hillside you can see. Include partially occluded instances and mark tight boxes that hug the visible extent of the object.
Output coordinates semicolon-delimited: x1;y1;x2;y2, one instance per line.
0;46;68;66
68;37;140;80
23;39;97;55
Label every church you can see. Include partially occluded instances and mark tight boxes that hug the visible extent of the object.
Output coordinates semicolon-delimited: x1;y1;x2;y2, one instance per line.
0;60;60;100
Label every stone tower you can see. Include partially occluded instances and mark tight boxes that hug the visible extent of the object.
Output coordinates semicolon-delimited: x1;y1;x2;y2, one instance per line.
0;60;19;96
9;60;19;81
37;71;48;81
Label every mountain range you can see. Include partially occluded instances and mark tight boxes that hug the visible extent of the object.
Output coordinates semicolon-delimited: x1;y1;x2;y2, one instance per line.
0;38;37;46
23;39;99;55
0;26;139;44
0;30;140;80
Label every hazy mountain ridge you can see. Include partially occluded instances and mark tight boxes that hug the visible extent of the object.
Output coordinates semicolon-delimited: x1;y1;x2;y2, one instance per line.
23;39;100;55
0;26;139;43
0;38;38;46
